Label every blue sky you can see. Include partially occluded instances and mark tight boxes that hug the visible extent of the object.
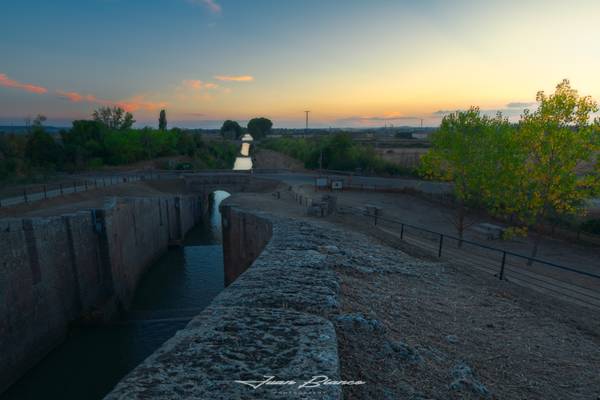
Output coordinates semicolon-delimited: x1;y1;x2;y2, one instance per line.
2;0;600;128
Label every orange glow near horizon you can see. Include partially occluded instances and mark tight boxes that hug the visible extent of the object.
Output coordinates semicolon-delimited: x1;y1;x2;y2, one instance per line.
2;1;600;127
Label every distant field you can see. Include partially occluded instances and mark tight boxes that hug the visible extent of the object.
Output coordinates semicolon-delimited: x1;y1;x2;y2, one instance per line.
354;137;431;148
375;147;428;169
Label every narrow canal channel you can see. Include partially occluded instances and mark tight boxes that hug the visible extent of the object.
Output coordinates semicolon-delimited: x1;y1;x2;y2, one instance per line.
1;191;231;400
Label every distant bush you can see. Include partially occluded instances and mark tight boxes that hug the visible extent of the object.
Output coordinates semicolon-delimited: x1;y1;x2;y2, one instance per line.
261;133;416;176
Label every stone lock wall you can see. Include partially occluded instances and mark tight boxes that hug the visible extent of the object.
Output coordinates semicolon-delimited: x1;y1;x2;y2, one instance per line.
220;204;273;286
0;195;202;394
105;206;343;400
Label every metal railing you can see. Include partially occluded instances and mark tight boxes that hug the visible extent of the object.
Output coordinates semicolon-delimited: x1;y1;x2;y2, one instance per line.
0;174;153;208
347;207;600;311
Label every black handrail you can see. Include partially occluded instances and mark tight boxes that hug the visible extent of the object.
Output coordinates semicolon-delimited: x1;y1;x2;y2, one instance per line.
361;212;600;280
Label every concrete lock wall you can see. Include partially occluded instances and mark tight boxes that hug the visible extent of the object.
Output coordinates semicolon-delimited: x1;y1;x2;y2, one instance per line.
221;204;273;286
105;206;342;400
0;195;202;394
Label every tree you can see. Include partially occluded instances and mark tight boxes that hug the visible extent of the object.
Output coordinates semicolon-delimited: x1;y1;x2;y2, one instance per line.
512;79;600;260
159;109;167;131
26;125;63;169
61;120;107;169
420;108;516;245
92;106;135;130
220;120;243;139
247;117;273;139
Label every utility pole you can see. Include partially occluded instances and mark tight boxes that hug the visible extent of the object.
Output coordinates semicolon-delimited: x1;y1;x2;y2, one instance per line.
319;148;323;175
420;118;424;129
304;110;310;137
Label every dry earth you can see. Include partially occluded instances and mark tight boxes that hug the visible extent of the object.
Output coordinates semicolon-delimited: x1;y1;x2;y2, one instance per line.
375;147;428;169
252;148;306;171
231;190;600;400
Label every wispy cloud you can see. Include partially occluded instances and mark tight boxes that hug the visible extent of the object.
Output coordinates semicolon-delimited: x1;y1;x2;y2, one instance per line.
188;0;221;14
182;80;219;90
0;73;47;94
506;102;536;108
203;0;221;13
57;90;166;112
57;90;98;103
214;75;254;82
117;96;167;112
183;80;203;90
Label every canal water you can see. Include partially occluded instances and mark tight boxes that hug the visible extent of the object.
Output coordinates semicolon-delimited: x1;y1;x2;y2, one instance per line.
233;133;253;170
1;191;230;400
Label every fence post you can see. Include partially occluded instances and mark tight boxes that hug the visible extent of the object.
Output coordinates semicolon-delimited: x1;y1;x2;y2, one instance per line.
85;180;88;191
438;234;444;257
400;223;404;240
499;252;507;280
23;189;28;203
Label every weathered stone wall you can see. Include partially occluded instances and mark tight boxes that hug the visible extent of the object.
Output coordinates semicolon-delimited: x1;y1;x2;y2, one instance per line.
0;195;202;394
184;173;279;195
221;204;273;285
105;207;344;400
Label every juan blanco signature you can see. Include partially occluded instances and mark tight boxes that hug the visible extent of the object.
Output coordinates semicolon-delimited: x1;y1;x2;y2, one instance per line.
235;375;366;390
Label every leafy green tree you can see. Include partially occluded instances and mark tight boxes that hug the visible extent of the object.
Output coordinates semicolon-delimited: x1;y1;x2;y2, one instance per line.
247;117;273;139
512;79;600;260
159;109;167;131
61;120;107;170
26;126;63;169
92;106;135;130
420;108;516;244
174;129;196;157
220;120;243;139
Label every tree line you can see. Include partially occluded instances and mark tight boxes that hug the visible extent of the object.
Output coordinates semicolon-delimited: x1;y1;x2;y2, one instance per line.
0;107;237;181
220;117;273;140
421;80;600;254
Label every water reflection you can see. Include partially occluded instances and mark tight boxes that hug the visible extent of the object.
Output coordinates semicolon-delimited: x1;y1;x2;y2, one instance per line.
233;134;253;170
233;157;253;170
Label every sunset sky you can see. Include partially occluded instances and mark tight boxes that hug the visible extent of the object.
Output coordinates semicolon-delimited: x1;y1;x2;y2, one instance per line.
1;0;600;128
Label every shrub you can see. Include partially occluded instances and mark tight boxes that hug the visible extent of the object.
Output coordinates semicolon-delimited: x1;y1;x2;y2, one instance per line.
580;219;600;235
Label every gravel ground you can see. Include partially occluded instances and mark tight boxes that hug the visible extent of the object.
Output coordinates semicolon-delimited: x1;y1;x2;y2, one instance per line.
231;191;600;400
